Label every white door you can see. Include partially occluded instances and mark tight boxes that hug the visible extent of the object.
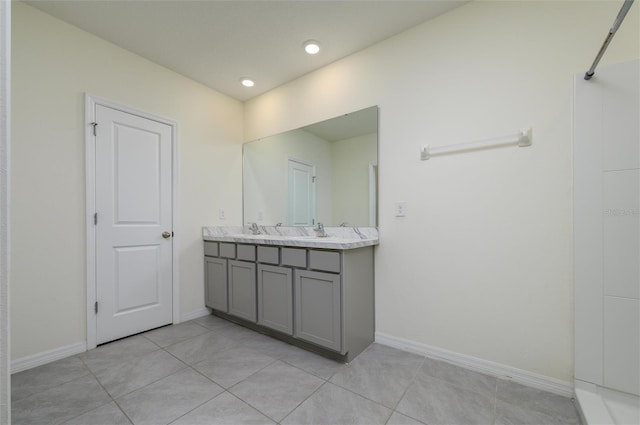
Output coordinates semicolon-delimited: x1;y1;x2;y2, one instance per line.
288;158;316;226
95;104;173;344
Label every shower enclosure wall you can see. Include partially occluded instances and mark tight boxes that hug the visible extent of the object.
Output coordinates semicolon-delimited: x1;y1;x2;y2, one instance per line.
573;58;640;424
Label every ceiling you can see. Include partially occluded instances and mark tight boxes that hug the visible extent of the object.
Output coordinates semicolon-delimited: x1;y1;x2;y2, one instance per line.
303;106;377;143
25;0;468;102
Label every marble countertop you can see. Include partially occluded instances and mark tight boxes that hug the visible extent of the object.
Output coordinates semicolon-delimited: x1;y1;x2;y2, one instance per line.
202;226;378;250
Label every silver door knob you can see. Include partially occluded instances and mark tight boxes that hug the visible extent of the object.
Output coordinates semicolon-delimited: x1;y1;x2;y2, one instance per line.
162;231;171;239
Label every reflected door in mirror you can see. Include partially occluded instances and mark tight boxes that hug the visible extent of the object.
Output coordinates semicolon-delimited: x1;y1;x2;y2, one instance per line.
288;158;316;226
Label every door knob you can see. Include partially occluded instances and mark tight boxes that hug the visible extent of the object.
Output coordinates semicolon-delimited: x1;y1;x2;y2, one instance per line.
162;231;171;239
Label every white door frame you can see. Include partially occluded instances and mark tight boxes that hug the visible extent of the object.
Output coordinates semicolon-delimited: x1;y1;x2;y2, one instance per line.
369;162;377;227
85;93;180;350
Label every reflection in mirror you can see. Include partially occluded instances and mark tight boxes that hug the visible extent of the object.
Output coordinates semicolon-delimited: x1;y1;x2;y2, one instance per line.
243;106;378;227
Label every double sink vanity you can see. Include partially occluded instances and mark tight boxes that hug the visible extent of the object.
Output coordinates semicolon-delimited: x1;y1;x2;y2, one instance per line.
202;226;378;362
203;105;379;362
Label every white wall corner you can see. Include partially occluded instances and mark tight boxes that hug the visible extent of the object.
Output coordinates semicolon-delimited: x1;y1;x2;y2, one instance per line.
181;308;211;323
0;0;10;423
375;332;574;397
11;342;87;375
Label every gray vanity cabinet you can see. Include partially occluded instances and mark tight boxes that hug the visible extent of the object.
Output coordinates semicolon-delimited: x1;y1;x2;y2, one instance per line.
227;259;257;322
203;239;374;362
294;270;341;351
257;264;293;335
204;242;228;312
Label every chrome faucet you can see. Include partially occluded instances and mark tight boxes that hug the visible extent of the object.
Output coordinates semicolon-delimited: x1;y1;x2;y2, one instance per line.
248;222;261;235
314;222;328;237
339;222;348;227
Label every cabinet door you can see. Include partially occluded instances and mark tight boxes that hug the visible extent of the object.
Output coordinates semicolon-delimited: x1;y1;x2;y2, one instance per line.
204;257;227;312
228;260;257;322
294;270;342;351
257;265;293;335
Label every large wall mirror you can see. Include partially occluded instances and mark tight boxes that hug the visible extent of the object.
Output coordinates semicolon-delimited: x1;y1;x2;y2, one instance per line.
243;106;378;227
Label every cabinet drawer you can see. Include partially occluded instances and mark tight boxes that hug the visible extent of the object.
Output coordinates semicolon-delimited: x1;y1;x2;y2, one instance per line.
309;250;341;273
282;248;307;268
258;246;279;265
237;244;256;261
219;243;236;259
204;241;219;257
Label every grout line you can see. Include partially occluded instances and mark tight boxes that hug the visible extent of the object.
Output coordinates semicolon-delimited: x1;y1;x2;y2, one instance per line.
10;359;93;403
278;380;328;424
110;364;191;400
384;356;426;425
164;388;225;425
225;385;282;424
326;376;401;412
84;344;190;401
277;354;343;382
181;346;277;392
139;333;163;348
391;355;425;411
224;356;280;391
225;390;280;424
75;355;135;425
113;400;135;425
160;345;194;369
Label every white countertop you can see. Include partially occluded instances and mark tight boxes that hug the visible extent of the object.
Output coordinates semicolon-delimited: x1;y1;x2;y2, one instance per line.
202;226;378;250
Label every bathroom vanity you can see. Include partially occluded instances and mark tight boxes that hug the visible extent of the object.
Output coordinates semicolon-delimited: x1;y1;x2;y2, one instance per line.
202;226;378;362
206;105;380;361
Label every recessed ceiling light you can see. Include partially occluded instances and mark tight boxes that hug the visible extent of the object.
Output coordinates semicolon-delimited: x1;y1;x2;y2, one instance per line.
303;40;320;55
240;78;255;87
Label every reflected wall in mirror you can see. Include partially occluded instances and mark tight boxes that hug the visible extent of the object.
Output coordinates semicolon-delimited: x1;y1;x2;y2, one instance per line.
243;106;378;227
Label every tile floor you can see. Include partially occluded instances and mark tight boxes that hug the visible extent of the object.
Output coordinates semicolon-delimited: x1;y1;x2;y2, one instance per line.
11;315;583;425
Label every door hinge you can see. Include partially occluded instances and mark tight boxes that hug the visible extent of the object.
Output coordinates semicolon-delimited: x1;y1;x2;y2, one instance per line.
90;122;98;136
94;212;98;225
94;301;98;314
312;176;317;183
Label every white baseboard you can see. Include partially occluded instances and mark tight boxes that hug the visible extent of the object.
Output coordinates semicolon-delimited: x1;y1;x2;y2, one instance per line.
11;342;87;374
181;307;211;322
375;332;573;397
12;310;210;374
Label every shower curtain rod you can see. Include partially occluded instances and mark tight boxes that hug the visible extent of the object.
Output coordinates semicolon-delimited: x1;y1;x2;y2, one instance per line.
584;0;635;80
